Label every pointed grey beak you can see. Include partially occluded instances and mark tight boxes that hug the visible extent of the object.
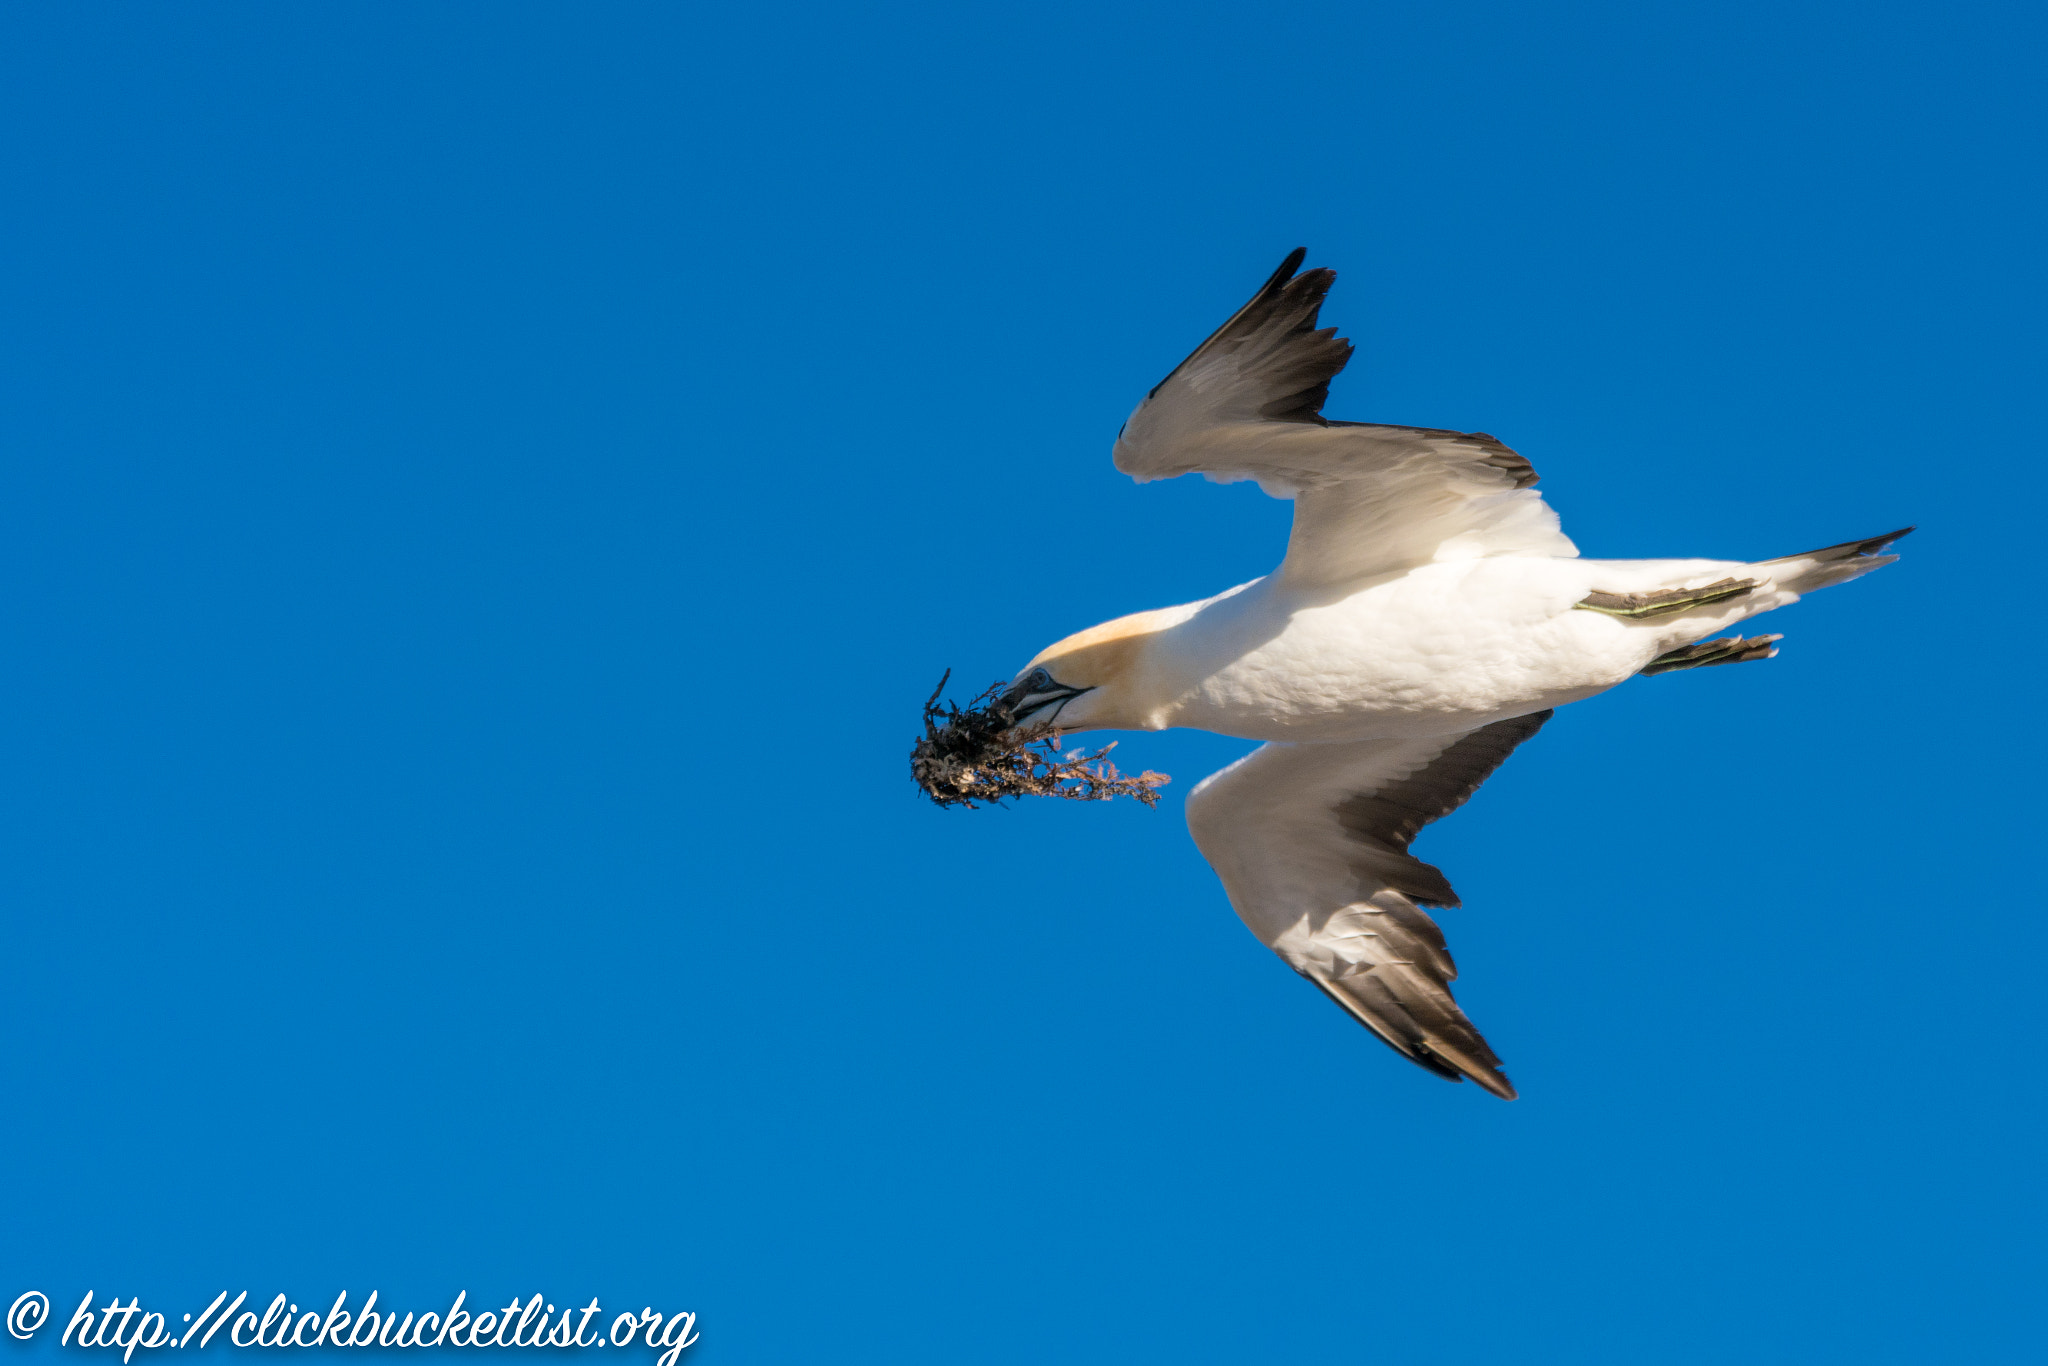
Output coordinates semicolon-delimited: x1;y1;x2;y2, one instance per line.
1002;667;1092;726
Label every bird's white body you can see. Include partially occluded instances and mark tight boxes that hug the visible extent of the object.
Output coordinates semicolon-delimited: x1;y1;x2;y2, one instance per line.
1134;555;1794;743
972;249;1907;1099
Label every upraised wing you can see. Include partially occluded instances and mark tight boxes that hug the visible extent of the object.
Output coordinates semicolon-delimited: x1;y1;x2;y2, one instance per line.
1114;251;1576;585
1184;711;1552;1098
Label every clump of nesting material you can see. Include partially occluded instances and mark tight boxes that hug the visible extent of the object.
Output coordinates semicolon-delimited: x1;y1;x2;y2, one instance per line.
910;672;1169;810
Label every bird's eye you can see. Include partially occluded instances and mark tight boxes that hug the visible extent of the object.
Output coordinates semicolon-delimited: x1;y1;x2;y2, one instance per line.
1027;669;1053;691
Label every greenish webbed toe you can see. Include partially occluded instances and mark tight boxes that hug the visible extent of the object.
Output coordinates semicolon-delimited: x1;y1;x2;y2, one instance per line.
1575;577;1758;620
1640;634;1782;676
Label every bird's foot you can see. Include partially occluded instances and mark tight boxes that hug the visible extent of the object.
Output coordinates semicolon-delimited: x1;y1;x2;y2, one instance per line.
1640;634;1781;676
1576;577;1758;620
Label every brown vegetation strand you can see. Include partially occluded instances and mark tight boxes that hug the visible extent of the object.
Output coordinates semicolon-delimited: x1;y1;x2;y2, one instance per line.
908;671;1170;810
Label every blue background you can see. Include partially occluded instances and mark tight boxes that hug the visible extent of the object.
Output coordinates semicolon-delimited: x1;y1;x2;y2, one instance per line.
1;3;2041;1362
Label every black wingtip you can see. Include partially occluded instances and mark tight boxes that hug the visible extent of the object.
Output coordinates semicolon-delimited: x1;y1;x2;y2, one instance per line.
1262;247;1308;292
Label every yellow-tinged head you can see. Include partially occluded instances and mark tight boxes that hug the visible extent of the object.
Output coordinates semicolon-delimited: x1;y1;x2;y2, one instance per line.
1003;607;1180;734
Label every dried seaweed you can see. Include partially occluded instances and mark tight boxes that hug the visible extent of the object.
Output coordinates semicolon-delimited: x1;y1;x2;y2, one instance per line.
909;671;1170;810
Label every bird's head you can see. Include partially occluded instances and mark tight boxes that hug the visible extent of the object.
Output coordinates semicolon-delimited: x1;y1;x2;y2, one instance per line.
1003;607;1175;736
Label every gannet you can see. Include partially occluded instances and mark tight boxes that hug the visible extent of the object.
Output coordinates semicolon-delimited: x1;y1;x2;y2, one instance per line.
974;249;1908;1099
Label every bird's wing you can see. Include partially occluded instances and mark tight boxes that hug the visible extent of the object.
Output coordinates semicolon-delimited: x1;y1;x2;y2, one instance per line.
1184;711;1552;1098
1113;250;1577;586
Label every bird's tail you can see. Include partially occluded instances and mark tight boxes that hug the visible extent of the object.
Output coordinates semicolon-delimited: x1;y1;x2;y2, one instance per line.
1756;525;1913;594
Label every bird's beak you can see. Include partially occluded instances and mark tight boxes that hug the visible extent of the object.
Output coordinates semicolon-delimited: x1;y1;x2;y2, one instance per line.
1001;672;1092;728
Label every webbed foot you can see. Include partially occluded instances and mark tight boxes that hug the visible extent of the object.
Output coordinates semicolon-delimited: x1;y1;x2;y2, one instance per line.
1640;634;1781;676
1576;577;1757;619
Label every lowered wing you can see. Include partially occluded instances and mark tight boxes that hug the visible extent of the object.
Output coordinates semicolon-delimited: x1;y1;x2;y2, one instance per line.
1184;712;1552;1098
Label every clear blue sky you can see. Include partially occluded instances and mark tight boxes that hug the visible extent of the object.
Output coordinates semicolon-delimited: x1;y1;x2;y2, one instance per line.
0;3;2041;1363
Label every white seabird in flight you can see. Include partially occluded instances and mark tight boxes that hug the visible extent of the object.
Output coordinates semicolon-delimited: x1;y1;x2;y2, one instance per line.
984;249;1908;1099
